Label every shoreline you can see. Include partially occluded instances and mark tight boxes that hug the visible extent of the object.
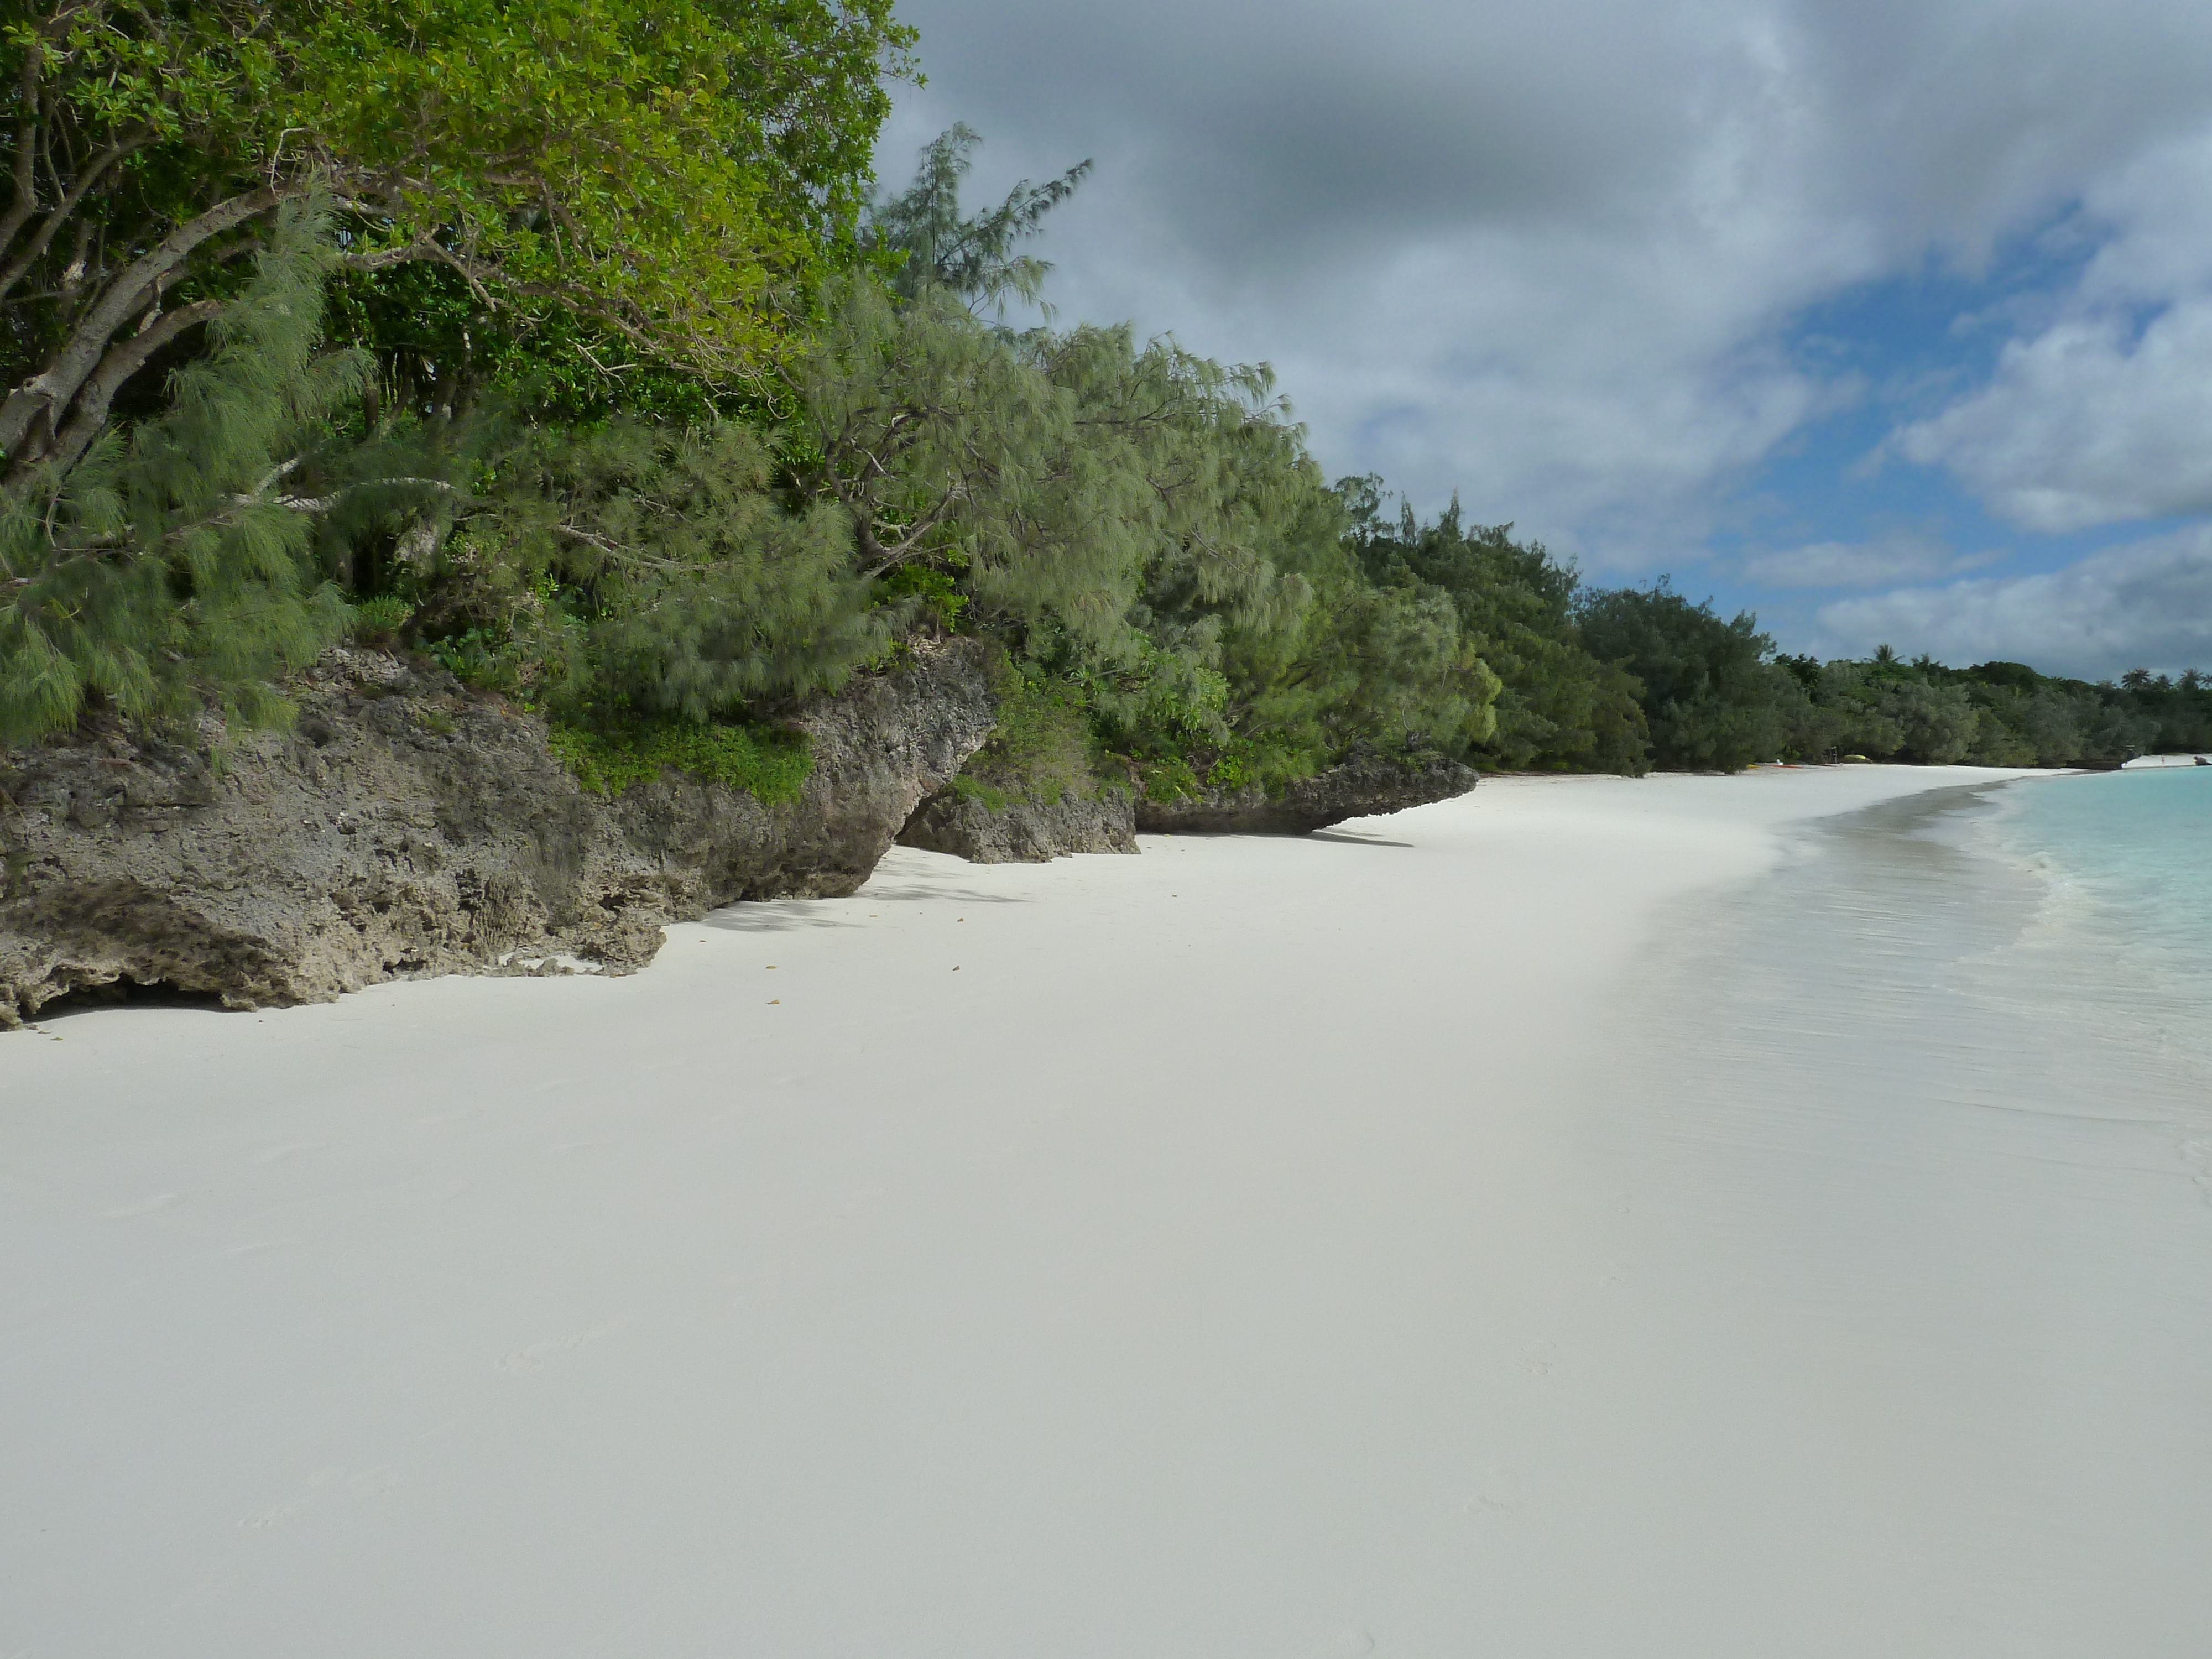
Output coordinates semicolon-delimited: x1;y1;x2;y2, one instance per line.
15;763;2209;1656
1574;774;2212;1651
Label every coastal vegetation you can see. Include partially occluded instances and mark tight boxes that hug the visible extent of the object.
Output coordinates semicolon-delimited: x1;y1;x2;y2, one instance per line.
3;3;2203;787
1770;651;2205;769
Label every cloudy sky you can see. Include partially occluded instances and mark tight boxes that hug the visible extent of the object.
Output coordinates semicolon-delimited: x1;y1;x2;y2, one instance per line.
873;0;2212;677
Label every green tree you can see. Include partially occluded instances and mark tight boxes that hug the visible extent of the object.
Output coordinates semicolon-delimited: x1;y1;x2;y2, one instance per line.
391;414;884;719
1346;487;1646;773
1575;580;1803;771
1218;539;1498;777
782;234;1498;787
787;280;1165;665
785;279;1333;685
1811;662;1979;763
0;0;914;474
0;205;352;740
865;123;1092;313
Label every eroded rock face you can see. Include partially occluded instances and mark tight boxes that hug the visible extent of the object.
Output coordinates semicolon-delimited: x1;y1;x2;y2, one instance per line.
898;787;1138;863
1134;750;1479;836
901;746;1480;858
0;641;993;1026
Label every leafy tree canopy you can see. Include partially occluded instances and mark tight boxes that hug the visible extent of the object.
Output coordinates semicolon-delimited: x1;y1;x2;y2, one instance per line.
1;0;914;472
1;204;352;740
1346;486;1646;773
1575;580;1798;771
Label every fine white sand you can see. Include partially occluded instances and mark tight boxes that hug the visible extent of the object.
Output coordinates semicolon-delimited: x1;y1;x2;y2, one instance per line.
6;765;2209;1656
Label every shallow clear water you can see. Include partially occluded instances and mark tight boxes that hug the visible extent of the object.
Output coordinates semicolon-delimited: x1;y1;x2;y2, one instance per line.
1965;765;2212;1076
1582;773;2212;1653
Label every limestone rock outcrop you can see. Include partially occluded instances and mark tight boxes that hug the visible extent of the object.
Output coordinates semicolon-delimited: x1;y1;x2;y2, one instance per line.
0;641;993;1025
901;745;1479;861
898;786;1138;863
1134;750;1478;836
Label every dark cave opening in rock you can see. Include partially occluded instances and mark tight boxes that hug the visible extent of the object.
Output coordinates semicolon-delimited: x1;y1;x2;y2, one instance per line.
30;978;234;1024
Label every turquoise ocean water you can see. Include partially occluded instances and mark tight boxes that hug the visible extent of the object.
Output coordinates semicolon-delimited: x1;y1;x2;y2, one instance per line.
1968;764;2212;1075
1614;764;2212;1143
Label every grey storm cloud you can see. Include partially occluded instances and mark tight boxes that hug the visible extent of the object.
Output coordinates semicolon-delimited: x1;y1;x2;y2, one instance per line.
884;1;1708;254
878;0;2212;659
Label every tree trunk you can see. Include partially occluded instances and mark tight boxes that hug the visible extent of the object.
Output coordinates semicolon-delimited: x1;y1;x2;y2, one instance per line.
36;299;225;479
0;184;285;465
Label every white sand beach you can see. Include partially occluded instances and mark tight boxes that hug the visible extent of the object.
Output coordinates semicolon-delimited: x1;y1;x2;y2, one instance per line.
6;765;2210;1656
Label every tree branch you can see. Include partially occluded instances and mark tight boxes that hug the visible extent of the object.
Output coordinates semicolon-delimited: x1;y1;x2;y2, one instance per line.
0;182;288;462
332;232;444;273
0;49;40;265
40;296;223;477
0;131;148;309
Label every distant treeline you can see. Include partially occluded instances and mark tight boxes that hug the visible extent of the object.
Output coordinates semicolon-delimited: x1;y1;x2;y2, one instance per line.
2;12;2198;790
1770;653;2208;770
1348;494;2207;773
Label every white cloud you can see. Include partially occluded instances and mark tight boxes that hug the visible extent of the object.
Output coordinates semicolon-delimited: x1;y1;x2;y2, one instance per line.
880;0;1867;564
874;0;2212;687
1745;531;2003;588
1890;128;2212;530
1816;527;2212;677
883;0;2212;567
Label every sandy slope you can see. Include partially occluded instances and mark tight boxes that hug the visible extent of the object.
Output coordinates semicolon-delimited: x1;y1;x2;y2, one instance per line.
4;765;2206;1656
